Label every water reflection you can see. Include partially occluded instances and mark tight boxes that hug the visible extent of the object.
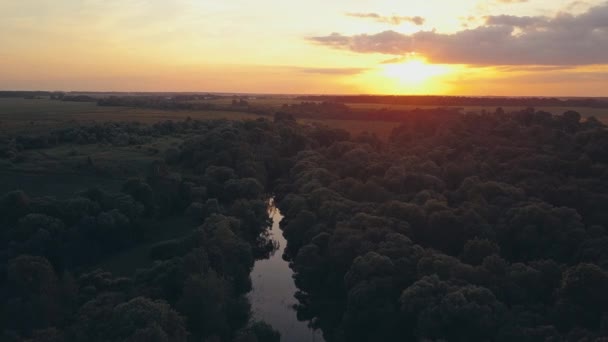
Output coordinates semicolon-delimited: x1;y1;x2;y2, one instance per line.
248;201;324;342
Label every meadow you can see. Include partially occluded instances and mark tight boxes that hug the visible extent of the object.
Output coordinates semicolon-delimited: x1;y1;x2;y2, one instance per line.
0;97;401;138
5;97;605;142
347;102;608;121
0;98;259;134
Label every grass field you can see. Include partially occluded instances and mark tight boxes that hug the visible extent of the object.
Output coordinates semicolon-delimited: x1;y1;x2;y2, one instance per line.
203;97;608;122
0;98;262;134
3;134;180;171
0;142;177;196
0;98;401;138
96;216;196;276
347;103;608;121
2;97;606;141
188;96;302;106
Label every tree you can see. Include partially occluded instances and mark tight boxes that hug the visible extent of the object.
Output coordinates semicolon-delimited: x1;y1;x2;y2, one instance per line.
556;263;608;329
110;297;188;342
461;238;500;265
177;273;229;338
5;255;60;334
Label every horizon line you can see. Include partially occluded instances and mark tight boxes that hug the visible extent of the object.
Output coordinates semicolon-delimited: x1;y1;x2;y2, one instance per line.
1;89;606;99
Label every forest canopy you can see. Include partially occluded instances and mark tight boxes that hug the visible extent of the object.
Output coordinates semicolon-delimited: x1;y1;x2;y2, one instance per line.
1;107;608;341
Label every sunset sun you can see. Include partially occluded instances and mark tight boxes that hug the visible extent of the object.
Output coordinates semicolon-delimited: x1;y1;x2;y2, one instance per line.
361;57;457;94
382;59;450;85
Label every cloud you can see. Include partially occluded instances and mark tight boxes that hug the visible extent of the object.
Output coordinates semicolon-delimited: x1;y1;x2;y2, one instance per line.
496;0;528;3
566;1;592;11
294;67;369;75
346;12;425;25
494;65;577;72
474;70;608;84
380;56;409;64
484;15;547;27
309;2;608;66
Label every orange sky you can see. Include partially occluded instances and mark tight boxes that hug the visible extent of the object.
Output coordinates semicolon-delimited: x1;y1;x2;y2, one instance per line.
1;0;607;96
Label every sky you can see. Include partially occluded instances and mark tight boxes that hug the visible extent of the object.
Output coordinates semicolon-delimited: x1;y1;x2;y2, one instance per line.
0;0;607;96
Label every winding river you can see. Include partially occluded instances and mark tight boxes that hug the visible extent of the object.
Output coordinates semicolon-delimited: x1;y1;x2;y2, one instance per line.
248;201;324;342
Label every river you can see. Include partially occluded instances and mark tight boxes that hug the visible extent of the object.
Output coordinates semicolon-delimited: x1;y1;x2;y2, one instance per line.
248;201;324;342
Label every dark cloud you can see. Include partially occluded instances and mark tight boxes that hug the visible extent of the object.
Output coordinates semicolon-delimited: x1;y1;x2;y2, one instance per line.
484;15;547;27
294;67;369;75
380;56;409;64
495;65;577;72
466;70;608;84
515;71;608;83
346;13;425;25
459;16;478;28
309;2;608;66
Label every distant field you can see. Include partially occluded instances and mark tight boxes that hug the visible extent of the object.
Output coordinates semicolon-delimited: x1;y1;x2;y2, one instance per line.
346;103;608;121
2;97;606;141
0;98;262;134
0;133;182;172
208;97;608;122
190;96;302;107
0;98;399;138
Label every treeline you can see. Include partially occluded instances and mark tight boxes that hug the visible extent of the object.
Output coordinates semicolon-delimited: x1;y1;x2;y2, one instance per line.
274;108;608;341
279;101;462;121
0;91;53;99
0;120;168;162
60;95;97;102
0;119;235;160
0;91;224;100
79;92;223;99
297;95;608;109
0;91;98;102
97;96;261;113
97;96;212;109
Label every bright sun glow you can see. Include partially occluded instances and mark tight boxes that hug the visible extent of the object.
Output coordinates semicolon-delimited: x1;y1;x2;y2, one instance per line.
382;59;450;85
354;58;458;94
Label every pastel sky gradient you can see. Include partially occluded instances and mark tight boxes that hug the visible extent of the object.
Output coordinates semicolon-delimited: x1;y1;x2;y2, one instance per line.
1;0;607;95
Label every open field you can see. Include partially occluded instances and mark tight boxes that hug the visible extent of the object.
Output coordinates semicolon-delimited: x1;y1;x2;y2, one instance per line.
187;96;302;106
2;97;606;141
0;134;183;173
0;140;182;196
193;97;608;122
0;98;401;138
0;98;262;134
95;216;196;276
347;103;608;120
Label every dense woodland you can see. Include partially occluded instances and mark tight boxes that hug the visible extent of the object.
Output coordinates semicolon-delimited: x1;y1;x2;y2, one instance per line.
1;106;608;341
0;118;296;341
274;109;608;341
